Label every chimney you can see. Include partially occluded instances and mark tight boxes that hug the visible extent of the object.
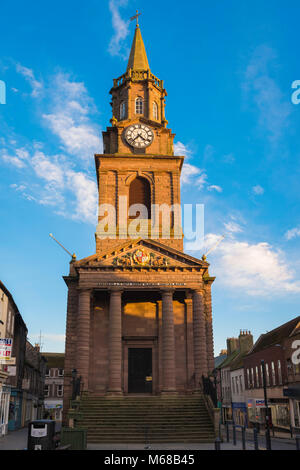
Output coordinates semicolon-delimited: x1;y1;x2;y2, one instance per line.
239;330;253;353
226;337;239;356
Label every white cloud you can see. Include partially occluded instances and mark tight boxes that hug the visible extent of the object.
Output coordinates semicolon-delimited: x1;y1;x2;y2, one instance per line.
16;63;43;97
196;171;208;189
65;170;98;224
181;163;201;185
174;141;193;158
201;233;300;296
2;152;27;168
243;45;291;145
208;185;223;193
108;0;130;59
31;151;64;186
285;227;300;241
42;73;102;160
252;184;264;195
224;221;244;234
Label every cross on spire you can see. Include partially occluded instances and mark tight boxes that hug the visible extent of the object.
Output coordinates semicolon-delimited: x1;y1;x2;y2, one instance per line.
130;9;141;27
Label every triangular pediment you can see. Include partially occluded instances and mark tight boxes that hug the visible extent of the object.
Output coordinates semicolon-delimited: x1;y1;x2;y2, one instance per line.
75;238;208;269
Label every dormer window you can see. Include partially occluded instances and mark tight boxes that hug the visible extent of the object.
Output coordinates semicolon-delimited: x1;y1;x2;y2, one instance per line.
153;102;158;120
120;101;126;120
135;97;144;115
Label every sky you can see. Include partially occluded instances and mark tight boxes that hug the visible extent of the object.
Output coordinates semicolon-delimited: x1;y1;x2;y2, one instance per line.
0;0;300;354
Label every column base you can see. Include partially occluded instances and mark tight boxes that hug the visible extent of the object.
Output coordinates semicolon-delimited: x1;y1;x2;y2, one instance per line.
160;390;178;396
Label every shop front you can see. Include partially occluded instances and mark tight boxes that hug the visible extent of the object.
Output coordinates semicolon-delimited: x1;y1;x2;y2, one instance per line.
247;398;290;430
8;389;23;431
284;384;300;429
0;384;11;436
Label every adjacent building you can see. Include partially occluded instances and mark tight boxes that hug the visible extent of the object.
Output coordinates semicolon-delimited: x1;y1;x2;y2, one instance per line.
230;331;253;426
0;280;28;434
43;353;64;421
22;341;47;426
244;316;300;431
0;280;47;435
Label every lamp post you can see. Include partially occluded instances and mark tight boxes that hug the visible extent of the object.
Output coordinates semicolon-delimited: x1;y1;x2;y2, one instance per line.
261;359;272;450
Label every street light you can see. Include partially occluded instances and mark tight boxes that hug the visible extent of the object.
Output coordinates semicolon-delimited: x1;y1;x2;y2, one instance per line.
261;359;272;450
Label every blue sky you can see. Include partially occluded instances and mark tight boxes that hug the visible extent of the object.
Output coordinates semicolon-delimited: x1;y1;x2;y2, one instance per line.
0;0;300;354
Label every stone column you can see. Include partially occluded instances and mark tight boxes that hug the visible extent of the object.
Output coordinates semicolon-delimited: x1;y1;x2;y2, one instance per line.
76;288;92;391
108;288;123;395
204;283;215;374
192;290;208;388
184;298;194;391
161;289;176;393
63;279;78;423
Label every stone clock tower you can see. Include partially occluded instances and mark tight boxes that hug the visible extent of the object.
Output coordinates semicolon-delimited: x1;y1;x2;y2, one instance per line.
63;22;215;432
96;23;183;253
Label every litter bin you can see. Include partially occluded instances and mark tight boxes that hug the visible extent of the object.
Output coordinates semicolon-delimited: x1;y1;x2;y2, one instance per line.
27;420;56;450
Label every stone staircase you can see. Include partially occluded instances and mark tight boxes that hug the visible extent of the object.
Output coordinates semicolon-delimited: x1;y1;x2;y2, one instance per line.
76;395;215;443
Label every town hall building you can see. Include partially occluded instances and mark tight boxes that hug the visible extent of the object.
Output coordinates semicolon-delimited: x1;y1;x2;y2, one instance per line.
62;19;215;431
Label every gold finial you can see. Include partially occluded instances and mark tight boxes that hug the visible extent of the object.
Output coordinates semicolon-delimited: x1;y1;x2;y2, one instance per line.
130;9;141;27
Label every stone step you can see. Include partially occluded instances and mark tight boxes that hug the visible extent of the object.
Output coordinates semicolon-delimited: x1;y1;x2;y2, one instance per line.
77;396;214;444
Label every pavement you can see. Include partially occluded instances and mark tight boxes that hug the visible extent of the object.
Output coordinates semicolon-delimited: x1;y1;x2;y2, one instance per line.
0;424;298;451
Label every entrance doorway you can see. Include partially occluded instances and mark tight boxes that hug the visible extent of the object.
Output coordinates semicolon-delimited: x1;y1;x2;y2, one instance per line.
128;348;152;393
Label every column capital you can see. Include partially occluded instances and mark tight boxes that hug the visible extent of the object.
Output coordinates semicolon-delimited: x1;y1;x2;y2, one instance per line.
192;288;204;296
77;287;93;294
109;287;124;294
160;288;175;295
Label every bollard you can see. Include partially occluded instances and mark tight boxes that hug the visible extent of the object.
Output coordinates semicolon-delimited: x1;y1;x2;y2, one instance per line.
253;427;259;451
296;436;300;451
265;428;272;451
233;425;237;446
215;438;221;451
241;426;246;450
226;423;229;442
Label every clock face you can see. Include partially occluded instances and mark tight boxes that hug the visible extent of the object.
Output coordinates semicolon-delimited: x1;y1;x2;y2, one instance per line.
124;124;154;148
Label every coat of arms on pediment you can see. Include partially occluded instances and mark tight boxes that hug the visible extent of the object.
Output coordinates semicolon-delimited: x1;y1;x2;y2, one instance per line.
112;248;169;267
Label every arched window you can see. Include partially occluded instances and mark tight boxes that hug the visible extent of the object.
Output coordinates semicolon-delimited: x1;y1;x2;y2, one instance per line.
135;97;144;115
278;360;282;384
129;176;151;219
120;101;126;120
153;102;158;120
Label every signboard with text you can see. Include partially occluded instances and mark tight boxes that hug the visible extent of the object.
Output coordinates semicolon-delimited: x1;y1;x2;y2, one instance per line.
0;339;13;362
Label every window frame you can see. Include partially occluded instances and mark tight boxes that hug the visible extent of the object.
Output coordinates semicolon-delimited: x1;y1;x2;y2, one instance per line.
135;97;144;115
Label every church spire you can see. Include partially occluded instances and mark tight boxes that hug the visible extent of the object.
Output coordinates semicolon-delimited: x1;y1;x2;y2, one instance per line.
126;23;150;72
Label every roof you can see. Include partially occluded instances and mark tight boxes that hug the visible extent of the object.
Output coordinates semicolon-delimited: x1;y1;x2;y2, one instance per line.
214;354;227;368
0;279;27;332
73;238;210;269
43;352;65;369
230;352;249;371
216;349;239;369
248;316;300;355
127;25;150;71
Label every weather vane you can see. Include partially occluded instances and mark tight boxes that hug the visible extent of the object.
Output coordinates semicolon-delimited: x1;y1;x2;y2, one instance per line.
130;9;141;27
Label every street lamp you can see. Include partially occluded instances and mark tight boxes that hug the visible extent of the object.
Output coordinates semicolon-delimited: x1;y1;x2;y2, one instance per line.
261;359;272;450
